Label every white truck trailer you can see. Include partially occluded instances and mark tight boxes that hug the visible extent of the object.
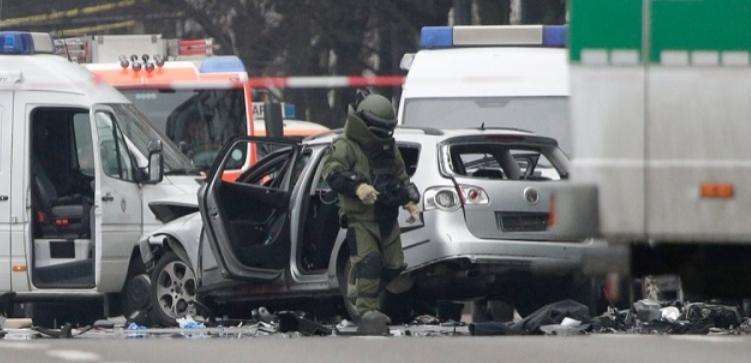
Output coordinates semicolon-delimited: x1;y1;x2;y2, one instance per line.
553;0;751;298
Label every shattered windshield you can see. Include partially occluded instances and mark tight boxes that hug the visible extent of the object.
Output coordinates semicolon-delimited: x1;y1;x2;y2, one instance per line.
106;103;198;175
122;88;247;170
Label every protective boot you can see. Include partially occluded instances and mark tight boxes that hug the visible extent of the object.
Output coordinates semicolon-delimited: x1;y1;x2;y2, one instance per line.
357;310;391;335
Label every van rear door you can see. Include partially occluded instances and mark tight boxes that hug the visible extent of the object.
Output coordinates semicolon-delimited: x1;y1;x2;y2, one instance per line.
0;90;11;290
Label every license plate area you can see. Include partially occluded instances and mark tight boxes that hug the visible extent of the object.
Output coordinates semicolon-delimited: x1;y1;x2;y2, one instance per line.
497;212;548;232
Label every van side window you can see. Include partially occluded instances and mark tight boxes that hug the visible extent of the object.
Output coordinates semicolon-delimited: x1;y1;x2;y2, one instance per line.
73;113;95;177
95;111;136;182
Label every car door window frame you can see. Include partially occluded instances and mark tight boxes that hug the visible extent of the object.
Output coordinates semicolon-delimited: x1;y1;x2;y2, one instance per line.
93;109;139;183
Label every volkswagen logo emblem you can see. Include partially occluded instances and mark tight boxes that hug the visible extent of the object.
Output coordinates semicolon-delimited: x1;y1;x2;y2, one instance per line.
523;187;540;205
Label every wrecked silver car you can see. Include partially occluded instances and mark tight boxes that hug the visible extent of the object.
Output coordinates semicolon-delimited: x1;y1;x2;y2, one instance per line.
135;127;601;325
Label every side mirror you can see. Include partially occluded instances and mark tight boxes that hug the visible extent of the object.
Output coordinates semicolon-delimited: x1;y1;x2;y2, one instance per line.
148;139;163;154
146;139;164;184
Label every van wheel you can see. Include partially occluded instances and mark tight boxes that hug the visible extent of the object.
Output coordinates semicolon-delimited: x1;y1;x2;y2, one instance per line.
338;258;359;321
150;252;197;327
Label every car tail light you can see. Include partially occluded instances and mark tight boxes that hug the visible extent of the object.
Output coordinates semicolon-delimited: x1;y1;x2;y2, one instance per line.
424;186;461;211
457;184;489;205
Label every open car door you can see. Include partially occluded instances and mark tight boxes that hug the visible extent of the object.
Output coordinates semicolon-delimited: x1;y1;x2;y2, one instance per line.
199;137;301;281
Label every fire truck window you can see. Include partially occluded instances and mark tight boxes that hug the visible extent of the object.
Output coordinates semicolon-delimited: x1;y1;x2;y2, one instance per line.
123;89;247;171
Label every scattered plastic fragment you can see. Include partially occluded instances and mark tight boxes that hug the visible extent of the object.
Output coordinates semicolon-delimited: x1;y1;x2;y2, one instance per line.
661;306;680;322
177;315;206;329
127;322;147;330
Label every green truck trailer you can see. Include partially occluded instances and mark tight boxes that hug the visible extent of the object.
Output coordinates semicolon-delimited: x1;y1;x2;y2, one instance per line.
554;0;751;298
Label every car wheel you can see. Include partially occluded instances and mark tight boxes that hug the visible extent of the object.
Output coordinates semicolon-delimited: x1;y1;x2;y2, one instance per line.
150;251;197;326
338;258;359;322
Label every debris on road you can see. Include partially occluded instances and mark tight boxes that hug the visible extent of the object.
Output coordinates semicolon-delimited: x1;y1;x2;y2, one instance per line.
277;311;332;336
176;315;206;329
470;299;592;336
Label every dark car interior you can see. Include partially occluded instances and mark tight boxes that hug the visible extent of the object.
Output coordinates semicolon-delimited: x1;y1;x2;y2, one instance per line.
30;107;96;288
215;144;296;269
450;144;562;181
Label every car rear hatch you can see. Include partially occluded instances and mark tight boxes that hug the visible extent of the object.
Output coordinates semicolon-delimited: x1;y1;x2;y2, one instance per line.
440;133;574;241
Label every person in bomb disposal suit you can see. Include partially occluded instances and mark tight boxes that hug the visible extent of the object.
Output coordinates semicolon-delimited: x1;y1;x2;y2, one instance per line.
323;91;420;334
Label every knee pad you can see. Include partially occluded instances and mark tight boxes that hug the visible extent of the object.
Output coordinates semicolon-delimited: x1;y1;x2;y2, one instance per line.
356;252;382;279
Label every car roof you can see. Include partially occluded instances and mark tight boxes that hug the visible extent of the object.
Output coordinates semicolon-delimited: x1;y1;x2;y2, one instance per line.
404;47;568;98
0;54;128;103
304;126;557;146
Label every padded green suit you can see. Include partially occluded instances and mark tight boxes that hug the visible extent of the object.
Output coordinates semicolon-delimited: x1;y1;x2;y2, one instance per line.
322;112;409;315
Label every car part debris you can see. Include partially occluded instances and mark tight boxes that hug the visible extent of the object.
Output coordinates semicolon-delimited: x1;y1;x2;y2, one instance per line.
277;311;332;336
93;319;115;329
660;306;680;322
683;303;742;329
357;310;391;335
633;299;662;322
412;314;440;325
540;317;590;336
470;299;592;336
251;306;278;325
32;323;93;339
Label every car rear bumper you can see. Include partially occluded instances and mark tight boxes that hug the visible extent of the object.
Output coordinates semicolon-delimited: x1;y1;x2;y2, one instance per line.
402;209;595;275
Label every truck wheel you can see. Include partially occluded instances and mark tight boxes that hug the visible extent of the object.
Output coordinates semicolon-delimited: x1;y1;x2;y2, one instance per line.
337;258;359;322
150;251;197;326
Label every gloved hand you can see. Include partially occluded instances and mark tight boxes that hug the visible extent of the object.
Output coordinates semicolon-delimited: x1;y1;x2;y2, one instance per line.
355;183;379;205
403;201;420;224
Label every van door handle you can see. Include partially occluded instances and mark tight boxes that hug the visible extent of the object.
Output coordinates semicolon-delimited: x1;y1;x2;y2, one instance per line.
0;195;8;201
102;193;115;202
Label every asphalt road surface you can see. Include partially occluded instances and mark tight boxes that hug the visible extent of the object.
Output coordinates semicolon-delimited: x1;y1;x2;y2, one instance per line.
2;334;751;363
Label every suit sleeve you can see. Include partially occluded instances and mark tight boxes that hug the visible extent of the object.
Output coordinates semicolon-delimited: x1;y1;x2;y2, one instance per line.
322;139;365;197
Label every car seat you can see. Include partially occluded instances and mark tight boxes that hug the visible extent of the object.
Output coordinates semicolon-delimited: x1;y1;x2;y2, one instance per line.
32;160;92;238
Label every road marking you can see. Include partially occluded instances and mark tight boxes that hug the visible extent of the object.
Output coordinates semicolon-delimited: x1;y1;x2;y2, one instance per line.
47;349;101;361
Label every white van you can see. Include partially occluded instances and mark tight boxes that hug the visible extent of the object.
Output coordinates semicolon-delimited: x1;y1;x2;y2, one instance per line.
398;25;571;153
0;32;200;324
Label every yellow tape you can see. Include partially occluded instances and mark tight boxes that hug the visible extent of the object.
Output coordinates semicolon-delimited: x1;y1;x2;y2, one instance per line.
57;20;137;36
0;0;139;27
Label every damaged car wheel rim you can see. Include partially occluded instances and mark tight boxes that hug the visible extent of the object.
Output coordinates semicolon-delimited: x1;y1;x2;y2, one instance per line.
156;260;197;319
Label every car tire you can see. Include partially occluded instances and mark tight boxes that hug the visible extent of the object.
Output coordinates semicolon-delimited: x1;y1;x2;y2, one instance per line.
121;274;153;323
149;251;197;327
338;258;359;322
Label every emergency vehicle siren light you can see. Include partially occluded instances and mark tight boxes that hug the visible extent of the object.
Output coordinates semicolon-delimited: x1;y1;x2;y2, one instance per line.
199;56;246;73
420;25;566;49
119;53;164;71
0;31;54;55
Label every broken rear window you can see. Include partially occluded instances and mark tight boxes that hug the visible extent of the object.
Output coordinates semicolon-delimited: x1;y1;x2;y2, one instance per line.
441;139;567;181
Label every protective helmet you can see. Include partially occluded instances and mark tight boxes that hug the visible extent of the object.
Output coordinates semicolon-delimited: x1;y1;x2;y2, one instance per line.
352;92;397;137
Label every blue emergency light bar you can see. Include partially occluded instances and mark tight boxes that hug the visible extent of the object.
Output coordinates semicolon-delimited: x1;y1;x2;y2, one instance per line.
199;56;246;73
420;25;567;49
0;31;55;55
